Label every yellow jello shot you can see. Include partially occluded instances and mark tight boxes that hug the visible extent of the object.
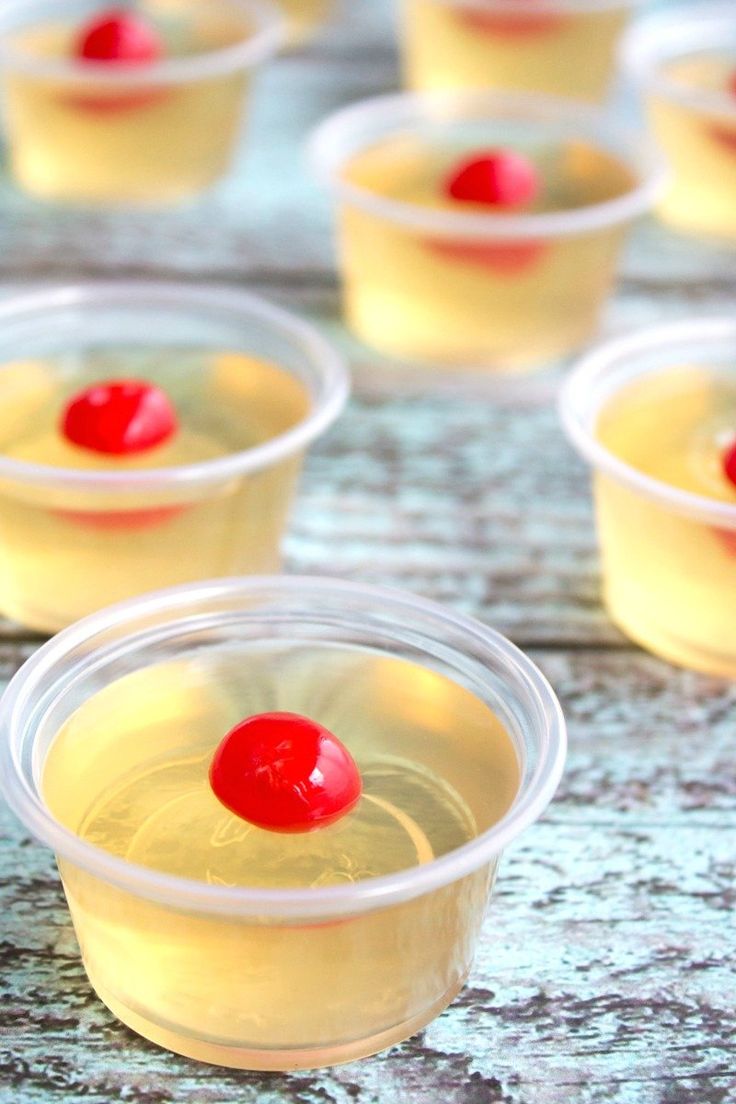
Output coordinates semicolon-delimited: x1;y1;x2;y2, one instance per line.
311;91;664;375
0;577;566;1069
401;0;640;101
0;0;282;204
560;318;736;677
623;7;736;240
0;283;347;632
279;0;333;46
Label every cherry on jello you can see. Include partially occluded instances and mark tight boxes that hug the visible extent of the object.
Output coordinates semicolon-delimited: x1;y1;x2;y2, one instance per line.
76;9;162;64
444;150;539;209
209;712;362;833
722;440;736;488
61;380;178;455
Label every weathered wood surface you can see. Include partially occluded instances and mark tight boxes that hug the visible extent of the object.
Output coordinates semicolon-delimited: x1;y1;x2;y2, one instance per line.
1;2;735;1103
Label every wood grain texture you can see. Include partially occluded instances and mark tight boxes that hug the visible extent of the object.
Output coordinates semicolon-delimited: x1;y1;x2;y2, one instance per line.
0;1;735;1102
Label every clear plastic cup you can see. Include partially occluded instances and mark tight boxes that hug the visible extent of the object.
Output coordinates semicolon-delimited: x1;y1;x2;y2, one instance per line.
401;0;642;101
310;90;665;377
622;5;736;241
560;318;736;677
0;0;283;204
0;283;347;633
0;575;566;1070
279;0;334;46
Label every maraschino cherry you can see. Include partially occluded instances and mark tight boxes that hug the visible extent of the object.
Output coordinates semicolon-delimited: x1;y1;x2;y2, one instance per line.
459;2;564;38
76;9;162;64
444;150;539;208
61;380;178;455
434;149;544;272
722;440;736;488
209;712;363;833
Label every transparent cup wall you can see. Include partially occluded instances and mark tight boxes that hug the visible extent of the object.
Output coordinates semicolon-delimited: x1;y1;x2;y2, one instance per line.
0;578;566;1070
560;320;736;677
0;0;282;203
0;285;347;632
311;91;665;374
623;7;736;240
401;0;640;101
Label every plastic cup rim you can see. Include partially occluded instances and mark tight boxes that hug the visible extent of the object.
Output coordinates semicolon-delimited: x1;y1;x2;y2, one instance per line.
0;575;567;919
0;281;349;491
558;316;736;528
0;0;284;85
308;89;667;241
620;3;736;120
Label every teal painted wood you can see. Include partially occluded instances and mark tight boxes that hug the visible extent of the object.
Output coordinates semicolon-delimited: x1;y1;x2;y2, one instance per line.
1;1;735;1102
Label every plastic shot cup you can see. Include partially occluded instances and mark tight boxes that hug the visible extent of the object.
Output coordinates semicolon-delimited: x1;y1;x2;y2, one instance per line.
0;283;347;633
0;575;566;1070
310;90;665;377
0;0;283;205
280;0;334;46
401;0;642;102
560;318;736;677
622;5;736;241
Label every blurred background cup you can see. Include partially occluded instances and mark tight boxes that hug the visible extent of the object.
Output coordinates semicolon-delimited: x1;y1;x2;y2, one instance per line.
400;0;643;101
310;90;665;377
622;4;736;241
0;283;347;632
0;575;566;1070
0;0;283;204
560;318;736;677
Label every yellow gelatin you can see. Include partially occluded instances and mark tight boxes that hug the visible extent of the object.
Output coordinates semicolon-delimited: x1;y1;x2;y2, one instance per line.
595;364;736;675
339;135;636;371
0;351;310;632
646;56;736;240
401;0;631;101
2;1;259;204
279;0;332;45
43;645;520;1067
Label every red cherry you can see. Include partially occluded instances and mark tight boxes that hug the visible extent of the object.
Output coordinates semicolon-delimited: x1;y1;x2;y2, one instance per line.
53;505;184;531
445;150;539;208
76;9;162;63
723;440;736;487
61;380;178;456
209;712;363;833
427;237;546;274
458;4;565;38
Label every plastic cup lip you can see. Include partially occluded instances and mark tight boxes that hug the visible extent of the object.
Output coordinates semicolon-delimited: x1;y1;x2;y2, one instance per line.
424;0;644;12
0;575;567;920
559;316;736;529
621;4;736;121
0;0;284;85
0;281;349;492
308;89;667;242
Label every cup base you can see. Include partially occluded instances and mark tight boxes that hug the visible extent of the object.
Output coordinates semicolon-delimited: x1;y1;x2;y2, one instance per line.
606;595;736;678
87;969;468;1070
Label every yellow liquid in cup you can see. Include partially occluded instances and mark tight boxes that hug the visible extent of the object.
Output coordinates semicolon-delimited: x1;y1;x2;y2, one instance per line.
3;3;253;203
279;0;332;45
339;136;636;370
401;0;629;101
0;351;309;632
595;364;736;675
647;56;736;240
43;645;520;1068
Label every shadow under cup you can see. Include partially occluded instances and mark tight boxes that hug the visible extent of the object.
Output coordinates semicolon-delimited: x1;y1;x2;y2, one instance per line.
560;318;736;677
0;577;566;1070
0;284;347;633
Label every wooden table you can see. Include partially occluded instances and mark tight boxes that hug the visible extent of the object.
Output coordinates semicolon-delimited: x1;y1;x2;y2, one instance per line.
1;4;735;1102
